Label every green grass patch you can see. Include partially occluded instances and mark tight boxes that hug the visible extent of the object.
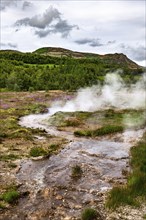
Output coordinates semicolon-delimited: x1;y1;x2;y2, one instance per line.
92;125;124;136
0;190;20;204
29;146;47;157
0;154;19;161
81;208;100;220
27;103;48;114
71;165;83;180
74;130;92;137
74;125;124;137
106;132;146;209
48;143;61;154
106;187;136;209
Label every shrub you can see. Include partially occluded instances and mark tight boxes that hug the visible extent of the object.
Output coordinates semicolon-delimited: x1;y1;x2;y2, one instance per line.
81;208;99;220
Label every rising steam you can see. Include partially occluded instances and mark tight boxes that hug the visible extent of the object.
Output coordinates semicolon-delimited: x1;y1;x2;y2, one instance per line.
49;71;146;114
19;71;146;132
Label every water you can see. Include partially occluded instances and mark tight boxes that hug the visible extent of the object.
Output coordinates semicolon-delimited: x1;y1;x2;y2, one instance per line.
16;108;145;219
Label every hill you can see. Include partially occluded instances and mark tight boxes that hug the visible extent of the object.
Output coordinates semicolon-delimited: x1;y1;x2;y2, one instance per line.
0;47;144;92
33;47;139;69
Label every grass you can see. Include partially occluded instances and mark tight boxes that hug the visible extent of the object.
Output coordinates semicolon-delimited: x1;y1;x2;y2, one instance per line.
74;125;124;137
74;130;92;137
81;208;99;220
71;165;83;179
0;190;20;204
0;202;6;209
106;132;146;209
29;146;48;157
48;143;61;154
64;118;82;127
0;154;19;161
8;162;17;168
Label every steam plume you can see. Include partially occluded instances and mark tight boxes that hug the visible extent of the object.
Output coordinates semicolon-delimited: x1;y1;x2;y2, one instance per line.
49;72;146;114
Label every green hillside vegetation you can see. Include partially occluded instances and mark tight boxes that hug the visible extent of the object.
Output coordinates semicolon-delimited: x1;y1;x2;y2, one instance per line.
0;48;144;92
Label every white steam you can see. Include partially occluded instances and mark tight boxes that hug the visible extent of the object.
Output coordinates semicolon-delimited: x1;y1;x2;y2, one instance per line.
49;72;146;113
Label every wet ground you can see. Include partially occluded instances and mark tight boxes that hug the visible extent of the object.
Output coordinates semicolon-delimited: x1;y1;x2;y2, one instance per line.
0;91;145;220
3;110;142;220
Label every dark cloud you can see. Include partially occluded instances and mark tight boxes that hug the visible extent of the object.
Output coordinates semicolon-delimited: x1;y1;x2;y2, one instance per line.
120;44;146;61
15;7;61;29
75;38;117;47
75;38;103;47
53;20;78;37
35;20;78;38
15;6;77;38
35;29;51;38
0;42;17;49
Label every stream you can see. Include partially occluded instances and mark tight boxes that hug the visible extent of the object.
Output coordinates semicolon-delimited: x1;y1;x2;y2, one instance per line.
9;108;144;220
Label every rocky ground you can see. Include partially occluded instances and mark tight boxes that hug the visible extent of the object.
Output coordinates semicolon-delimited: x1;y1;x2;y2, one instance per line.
0;91;145;220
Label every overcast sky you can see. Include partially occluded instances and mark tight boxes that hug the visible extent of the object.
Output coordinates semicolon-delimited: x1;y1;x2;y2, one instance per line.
0;0;145;66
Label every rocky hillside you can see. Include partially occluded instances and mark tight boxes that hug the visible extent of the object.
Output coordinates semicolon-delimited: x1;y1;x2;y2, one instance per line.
34;47;139;69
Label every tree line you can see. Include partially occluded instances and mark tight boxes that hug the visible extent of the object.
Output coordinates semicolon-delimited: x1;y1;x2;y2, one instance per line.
0;51;143;92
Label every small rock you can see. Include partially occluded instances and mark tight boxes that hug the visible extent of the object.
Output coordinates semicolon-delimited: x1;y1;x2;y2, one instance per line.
56;195;63;200
64;216;72;220
74;205;82;209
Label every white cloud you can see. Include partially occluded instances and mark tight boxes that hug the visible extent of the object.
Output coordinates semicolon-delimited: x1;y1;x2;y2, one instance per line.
0;0;145;65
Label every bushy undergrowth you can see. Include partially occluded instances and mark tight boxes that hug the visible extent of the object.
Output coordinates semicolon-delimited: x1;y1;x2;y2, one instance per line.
106;133;146;209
